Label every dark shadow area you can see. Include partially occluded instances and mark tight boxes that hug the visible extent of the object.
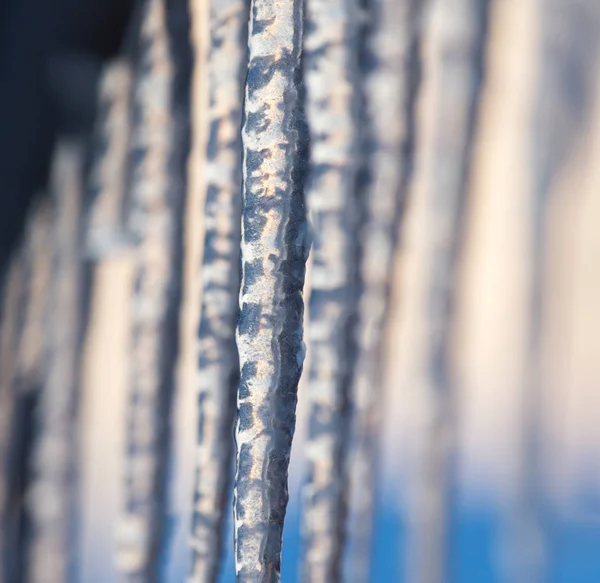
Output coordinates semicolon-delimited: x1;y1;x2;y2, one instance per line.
0;0;134;280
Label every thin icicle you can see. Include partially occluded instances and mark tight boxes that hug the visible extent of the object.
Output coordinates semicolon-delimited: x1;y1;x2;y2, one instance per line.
234;0;309;578
27;141;84;583
188;0;247;580
86;59;135;259
343;1;422;582
117;0;178;583
0;251;25;583
14;203;53;391
114;0;188;580
299;0;361;579
2;201;53;583
509;2;600;581
406;2;488;583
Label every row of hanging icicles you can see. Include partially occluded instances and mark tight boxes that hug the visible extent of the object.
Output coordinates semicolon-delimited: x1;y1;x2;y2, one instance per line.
0;0;599;581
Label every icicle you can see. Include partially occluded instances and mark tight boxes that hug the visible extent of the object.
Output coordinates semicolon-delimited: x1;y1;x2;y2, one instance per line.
343;1;422;582
85;59;135;260
233;0;309;578
2;201;52;583
298;0;361;579
188;0;248;580
509;1;600;581
0;250;26;583
14;203;53;392
405;1;488;583
27;140;85;583
114;0;191;579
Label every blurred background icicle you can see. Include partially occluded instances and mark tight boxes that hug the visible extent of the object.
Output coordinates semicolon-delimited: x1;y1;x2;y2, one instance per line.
188;0;247;580
507;0;600;581
0;251;26;583
27;140;85;583
13;202;53;399
85;60;135;260
233;0;309;578
0;203;52;583
4;201;53;583
405;0;489;581
114;0;191;578
299;0;361;579
343;1;422;581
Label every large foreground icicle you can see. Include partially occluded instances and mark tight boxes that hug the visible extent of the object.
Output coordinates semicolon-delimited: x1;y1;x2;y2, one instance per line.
188;0;248;580
233;0;309;578
115;0;191;579
299;0;361;579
